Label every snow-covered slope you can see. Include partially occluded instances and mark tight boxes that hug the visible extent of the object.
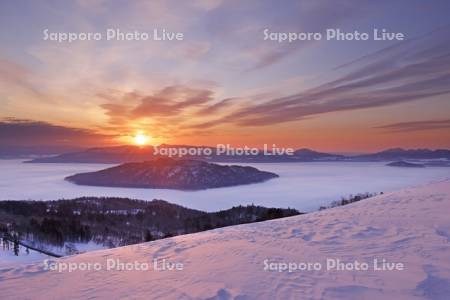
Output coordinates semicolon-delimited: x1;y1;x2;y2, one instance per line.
2;181;450;299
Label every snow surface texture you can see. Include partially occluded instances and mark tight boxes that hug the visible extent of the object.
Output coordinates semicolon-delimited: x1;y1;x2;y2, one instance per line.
1;180;450;299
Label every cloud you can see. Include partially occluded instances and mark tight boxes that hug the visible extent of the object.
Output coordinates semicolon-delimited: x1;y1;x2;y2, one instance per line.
0;118;115;148
99;85;230;139
100;85;217;122
98;85;251;141
192;26;450;128
192;0;223;11
375;119;450;133
0;58;42;99
132;86;214;118
100;85;221;123
195;98;236;115
166;41;211;61
207;0;376;71
76;0;108;13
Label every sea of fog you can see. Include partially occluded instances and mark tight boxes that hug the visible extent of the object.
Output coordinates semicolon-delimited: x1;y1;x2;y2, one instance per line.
1;159;450;212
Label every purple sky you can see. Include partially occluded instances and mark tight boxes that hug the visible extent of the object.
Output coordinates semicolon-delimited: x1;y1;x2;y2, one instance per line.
1;0;450;152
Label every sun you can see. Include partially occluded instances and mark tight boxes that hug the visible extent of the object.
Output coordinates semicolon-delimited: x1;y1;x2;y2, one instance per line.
133;132;150;146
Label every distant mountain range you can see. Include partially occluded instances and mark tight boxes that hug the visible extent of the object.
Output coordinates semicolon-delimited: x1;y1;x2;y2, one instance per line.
0;145;84;159
26;145;154;163
26;145;344;163
293;148;345;160
20;145;450;164
65;158;279;190
351;148;450;161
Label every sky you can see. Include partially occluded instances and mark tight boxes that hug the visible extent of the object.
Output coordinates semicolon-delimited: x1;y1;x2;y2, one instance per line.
1;0;450;153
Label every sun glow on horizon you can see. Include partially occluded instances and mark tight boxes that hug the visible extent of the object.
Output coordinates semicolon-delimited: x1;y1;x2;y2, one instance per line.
133;131;151;146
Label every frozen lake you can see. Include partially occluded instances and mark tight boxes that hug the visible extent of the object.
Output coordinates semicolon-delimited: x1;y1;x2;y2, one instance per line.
1;159;450;212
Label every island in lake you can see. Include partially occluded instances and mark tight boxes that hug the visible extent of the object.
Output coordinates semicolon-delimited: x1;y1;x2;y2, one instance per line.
65;158;279;190
386;161;425;168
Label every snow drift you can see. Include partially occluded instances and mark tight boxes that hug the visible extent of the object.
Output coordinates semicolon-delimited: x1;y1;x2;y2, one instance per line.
1;180;450;299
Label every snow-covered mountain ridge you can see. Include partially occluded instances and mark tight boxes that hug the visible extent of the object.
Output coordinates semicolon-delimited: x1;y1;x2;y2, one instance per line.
1;180;450;299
